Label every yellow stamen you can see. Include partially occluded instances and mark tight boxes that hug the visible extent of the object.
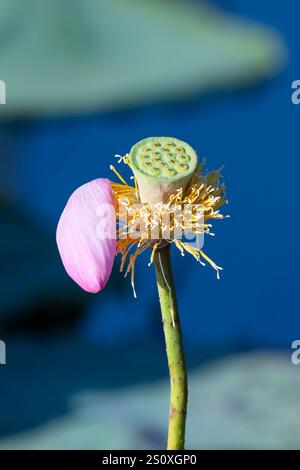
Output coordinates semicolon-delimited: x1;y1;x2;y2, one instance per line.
110;165;128;185
110;154;227;295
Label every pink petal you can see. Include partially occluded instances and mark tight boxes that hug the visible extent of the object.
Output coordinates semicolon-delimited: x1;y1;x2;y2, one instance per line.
56;178;116;293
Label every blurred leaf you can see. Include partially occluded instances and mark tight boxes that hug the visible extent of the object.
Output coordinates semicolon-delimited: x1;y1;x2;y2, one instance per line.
0;350;299;449
0;0;287;117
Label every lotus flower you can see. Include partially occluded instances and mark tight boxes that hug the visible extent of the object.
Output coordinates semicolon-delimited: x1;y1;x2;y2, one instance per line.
56;137;228;451
56;138;227;296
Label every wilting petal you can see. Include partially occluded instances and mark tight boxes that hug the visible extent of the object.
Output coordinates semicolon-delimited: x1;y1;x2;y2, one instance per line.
56;179;116;293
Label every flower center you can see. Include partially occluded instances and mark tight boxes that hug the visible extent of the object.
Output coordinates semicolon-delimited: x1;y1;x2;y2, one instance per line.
129;137;198;204
130;137;197;179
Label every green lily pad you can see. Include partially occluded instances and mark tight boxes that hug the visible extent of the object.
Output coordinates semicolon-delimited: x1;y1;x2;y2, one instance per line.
0;350;299;449
0;0;287;116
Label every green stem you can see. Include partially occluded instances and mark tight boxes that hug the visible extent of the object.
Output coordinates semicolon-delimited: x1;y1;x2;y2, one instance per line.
154;244;188;450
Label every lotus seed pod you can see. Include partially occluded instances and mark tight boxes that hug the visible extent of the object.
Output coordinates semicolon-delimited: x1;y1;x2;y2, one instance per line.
129;137;198;203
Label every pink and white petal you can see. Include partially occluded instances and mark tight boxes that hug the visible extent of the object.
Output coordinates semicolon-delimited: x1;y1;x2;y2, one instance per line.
56;178;116;293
